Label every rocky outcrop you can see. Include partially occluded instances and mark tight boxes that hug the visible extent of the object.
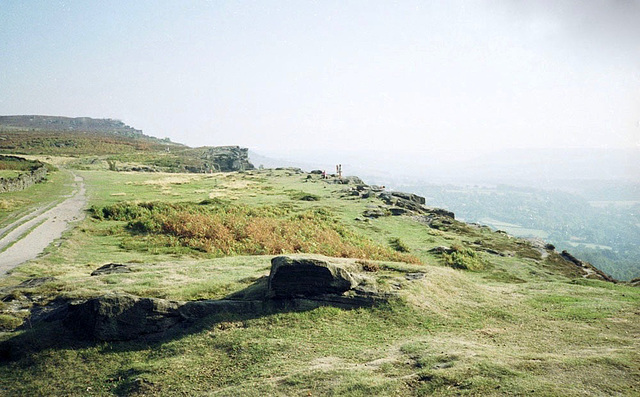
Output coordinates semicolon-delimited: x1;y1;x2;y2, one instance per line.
327;176;365;185
63;293;270;341
429;246;454;255
390;191;426;205
379;192;426;213
267;256;358;298
0;115;142;136
195;146;255;172
90;263;132;276
57;255;391;341
344;186;455;220
341;184;384;198
363;207;390;219
340;183;454;220
560;250;616;282
64;293;184;341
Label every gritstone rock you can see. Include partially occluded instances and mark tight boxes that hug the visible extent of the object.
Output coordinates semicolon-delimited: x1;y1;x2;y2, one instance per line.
429;246;454;254
91;263;132;276
390;191;426;205
58;256;389;341
64;293;183;341
267;256;358;298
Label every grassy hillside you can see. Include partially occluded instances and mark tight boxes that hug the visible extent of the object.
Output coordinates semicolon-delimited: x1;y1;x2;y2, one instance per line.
0;159;638;396
0;115;179;155
0;116;254;173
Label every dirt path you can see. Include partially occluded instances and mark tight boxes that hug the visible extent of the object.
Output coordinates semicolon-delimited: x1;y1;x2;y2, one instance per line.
0;173;86;276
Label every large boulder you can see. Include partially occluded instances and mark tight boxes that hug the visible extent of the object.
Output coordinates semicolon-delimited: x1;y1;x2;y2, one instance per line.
428;208;455;219
328;176;365;185
378;192;426;213
377;191;455;219
390;191;426;205
267;256;359;298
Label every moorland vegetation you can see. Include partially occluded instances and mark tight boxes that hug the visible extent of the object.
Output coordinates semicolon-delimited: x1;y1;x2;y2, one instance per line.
0;119;638;396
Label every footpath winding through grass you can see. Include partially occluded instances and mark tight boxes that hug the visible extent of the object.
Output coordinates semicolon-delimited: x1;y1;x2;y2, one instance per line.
0;172;86;275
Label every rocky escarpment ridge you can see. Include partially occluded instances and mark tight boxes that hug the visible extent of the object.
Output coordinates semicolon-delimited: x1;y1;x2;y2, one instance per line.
559;249;616;282
11;256;392;342
0;115;143;137
183;146;255;172
104;146;255;173
0;156;47;193
302;171;456;226
338;183;455;220
329;175;614;282
306;171;445;218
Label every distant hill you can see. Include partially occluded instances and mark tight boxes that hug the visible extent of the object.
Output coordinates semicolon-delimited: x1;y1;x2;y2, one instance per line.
0;115;253;172
0;115;148;137
0;115;180;155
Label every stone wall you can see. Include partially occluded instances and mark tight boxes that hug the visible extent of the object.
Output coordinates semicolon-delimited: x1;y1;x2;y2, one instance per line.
0;165;47;193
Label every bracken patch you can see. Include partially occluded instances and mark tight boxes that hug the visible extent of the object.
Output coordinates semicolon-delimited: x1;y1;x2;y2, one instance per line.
93;201;421;264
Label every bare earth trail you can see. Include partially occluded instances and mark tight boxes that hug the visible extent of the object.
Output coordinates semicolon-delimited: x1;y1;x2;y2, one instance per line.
0;173;86;276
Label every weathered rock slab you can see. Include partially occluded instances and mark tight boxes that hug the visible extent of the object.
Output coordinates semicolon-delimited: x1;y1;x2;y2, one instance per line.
56;256;391;341
91;263;132;276
64;293;183;341
268;256;358;298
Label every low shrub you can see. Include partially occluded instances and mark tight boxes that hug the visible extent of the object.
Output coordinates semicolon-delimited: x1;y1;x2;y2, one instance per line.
442;244;486;270
288;190;320;201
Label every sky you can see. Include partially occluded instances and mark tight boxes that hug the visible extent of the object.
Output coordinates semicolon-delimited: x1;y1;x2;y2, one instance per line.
1;1;639;164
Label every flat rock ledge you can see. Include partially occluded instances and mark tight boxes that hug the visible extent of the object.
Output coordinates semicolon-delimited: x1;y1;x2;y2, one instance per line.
60;255;392;341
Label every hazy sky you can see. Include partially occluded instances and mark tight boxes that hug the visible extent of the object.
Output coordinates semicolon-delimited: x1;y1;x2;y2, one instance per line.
1;1;639;159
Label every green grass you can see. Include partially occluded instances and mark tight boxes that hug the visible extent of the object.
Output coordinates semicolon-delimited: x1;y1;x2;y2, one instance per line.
0;170;22;179
0;167;73;227
1;167;639;396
